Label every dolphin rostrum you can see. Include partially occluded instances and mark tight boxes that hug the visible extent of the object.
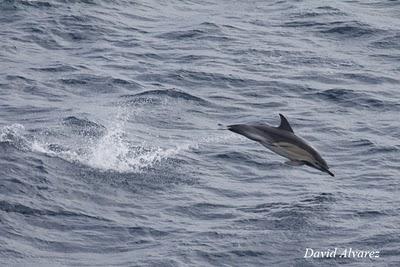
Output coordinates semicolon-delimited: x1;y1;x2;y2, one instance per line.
228;114;334;176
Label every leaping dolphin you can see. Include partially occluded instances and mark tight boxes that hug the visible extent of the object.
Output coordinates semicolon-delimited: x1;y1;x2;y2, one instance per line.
228;114;334;176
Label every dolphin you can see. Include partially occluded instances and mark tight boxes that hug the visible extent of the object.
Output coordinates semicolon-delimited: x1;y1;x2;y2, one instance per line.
228;114;334;176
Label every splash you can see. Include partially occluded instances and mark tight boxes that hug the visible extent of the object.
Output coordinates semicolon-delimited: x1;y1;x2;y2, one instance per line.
0;114;195;173
83;116;192;173
80;107;192;173
0;104;233;173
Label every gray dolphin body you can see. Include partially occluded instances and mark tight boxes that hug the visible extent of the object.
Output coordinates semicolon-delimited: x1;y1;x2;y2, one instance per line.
228;114;334;176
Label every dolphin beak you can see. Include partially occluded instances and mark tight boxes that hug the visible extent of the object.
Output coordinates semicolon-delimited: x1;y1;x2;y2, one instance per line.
305;161;335;177
324;168;335;177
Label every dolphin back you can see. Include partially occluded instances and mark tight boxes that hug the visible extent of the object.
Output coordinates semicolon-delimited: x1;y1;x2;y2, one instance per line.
228;124;269;143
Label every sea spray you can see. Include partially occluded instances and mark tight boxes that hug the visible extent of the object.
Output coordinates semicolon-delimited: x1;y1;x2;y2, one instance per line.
0;111;199;173
0;106;233;173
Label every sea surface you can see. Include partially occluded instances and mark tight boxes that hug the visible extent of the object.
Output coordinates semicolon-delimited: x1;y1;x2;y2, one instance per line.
0;0;399;266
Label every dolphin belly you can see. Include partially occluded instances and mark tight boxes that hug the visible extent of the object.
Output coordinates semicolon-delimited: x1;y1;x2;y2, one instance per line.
269;141;314;162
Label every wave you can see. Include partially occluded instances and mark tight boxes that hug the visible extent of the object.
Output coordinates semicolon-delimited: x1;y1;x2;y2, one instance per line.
319;21;381;38
0;0;52;9
311;88;400;111
370;33;400;49
157;29;205;40
282;17;382;39
60;74;141;95
120;88;209;106
156;22;229;42
0;200;104;219
30;64;78;73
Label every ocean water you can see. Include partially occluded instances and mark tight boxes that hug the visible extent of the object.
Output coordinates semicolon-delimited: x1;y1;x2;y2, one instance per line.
0;0;399;266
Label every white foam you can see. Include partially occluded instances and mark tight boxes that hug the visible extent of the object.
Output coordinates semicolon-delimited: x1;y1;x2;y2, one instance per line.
0;110;231;173
78;108;186;173
0;124;25;142
83;123;168;173
0;124;31;151
0;113;197;173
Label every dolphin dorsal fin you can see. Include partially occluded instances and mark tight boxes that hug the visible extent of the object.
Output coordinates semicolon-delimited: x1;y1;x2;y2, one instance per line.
278;114;294;133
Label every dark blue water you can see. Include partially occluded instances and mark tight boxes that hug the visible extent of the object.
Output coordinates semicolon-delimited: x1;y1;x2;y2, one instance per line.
1;0;399;266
